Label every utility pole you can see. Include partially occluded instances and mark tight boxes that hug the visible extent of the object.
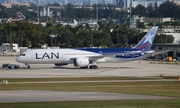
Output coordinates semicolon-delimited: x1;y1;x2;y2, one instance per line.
9;22;12;53
96;0;98;21
37;0;40;23
129;0;132;28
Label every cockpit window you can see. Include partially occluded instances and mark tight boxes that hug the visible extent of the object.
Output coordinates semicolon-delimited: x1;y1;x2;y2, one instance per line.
19;54;26;56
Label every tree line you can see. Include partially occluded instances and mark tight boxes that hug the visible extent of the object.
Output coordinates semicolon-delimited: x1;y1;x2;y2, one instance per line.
0;21;174;48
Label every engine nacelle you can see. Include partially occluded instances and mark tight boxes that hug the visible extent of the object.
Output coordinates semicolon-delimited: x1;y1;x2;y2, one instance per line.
73;58;89;68
54;63;68;66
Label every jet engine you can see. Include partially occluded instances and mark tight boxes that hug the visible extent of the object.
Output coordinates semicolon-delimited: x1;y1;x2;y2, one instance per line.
73;58;89;68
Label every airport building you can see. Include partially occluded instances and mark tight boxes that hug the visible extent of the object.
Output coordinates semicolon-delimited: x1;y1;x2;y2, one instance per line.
84;0;114;5
153;43;180;61
1;0;29;8
116;0;124;8
0;43;28;54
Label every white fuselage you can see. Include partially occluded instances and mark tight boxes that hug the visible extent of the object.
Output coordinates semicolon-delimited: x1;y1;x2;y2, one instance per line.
16;49;145;64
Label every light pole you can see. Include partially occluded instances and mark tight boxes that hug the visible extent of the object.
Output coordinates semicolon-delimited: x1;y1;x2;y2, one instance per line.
92;28;94;47
96;0;98;21
129;0;132;28
49;34;58;47
49;34;55;47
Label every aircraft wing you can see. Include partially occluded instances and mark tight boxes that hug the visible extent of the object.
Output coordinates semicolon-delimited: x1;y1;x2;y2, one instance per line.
147;50;170;56
69;55;104;63
140;50;170;59
100;51;143;57
88;55;104;61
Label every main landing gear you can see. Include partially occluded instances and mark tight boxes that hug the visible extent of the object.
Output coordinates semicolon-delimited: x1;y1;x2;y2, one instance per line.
89;65;98;69
80;65;98;69
89;62;98;69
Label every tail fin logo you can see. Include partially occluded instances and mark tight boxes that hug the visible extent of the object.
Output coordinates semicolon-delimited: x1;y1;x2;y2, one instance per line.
133;26;158;51
142;33;154;44
136;33;154;49
17;11;26;22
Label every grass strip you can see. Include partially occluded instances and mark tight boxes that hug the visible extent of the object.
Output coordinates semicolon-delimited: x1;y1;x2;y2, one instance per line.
0;77;160;82
0;100;180;108
1;81;180;97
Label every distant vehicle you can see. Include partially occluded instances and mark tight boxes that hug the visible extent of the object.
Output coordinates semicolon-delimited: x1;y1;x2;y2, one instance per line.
16;26;161;69
2;63;19;69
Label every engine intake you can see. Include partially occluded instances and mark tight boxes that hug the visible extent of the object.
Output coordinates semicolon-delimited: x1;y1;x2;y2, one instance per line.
73;58;89;68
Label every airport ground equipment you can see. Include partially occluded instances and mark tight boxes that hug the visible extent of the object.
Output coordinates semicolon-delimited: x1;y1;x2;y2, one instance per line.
2;63;19;69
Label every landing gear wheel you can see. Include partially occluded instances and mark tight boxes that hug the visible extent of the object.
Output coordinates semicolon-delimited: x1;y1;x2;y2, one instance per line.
94;65;98;69
27;66;30;69
8;66;12;69
25;63;30;69
14;66;18;69
89;65;98;69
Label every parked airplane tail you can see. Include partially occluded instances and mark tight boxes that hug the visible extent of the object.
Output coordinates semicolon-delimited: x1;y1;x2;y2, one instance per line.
133;26;158;51
16;11;26;22
74;19;78;25
6;18;13;23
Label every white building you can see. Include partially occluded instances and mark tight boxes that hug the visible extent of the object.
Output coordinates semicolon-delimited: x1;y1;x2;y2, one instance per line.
131;0;165;8
64;0;68;5
84;0;114;5
89;0;98;5
1;43;20;54
175;0;180;5
124;0;131;8
104;0;114;5
1;1;29;8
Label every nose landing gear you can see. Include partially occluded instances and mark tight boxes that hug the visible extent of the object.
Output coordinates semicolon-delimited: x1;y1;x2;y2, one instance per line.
25;63;30;69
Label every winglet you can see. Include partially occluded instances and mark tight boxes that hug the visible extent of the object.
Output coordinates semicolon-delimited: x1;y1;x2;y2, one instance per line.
133;26;158;51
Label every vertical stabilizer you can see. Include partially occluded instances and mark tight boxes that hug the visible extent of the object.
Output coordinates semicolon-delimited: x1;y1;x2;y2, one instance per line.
6;18;12;23
17;11;26;22
133;26;158;51
74;19;78;25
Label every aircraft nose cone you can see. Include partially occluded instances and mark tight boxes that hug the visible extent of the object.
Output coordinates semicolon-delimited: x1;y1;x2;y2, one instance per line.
16;57;20;62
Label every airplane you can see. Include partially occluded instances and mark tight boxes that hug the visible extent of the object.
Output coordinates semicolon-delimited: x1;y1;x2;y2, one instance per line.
16;11;26;22
6;18;13;23
61;19;78;27
16;26;159;69
6;11;25;23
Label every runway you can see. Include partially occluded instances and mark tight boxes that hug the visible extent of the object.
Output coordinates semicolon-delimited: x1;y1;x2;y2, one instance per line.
0;57;180;103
